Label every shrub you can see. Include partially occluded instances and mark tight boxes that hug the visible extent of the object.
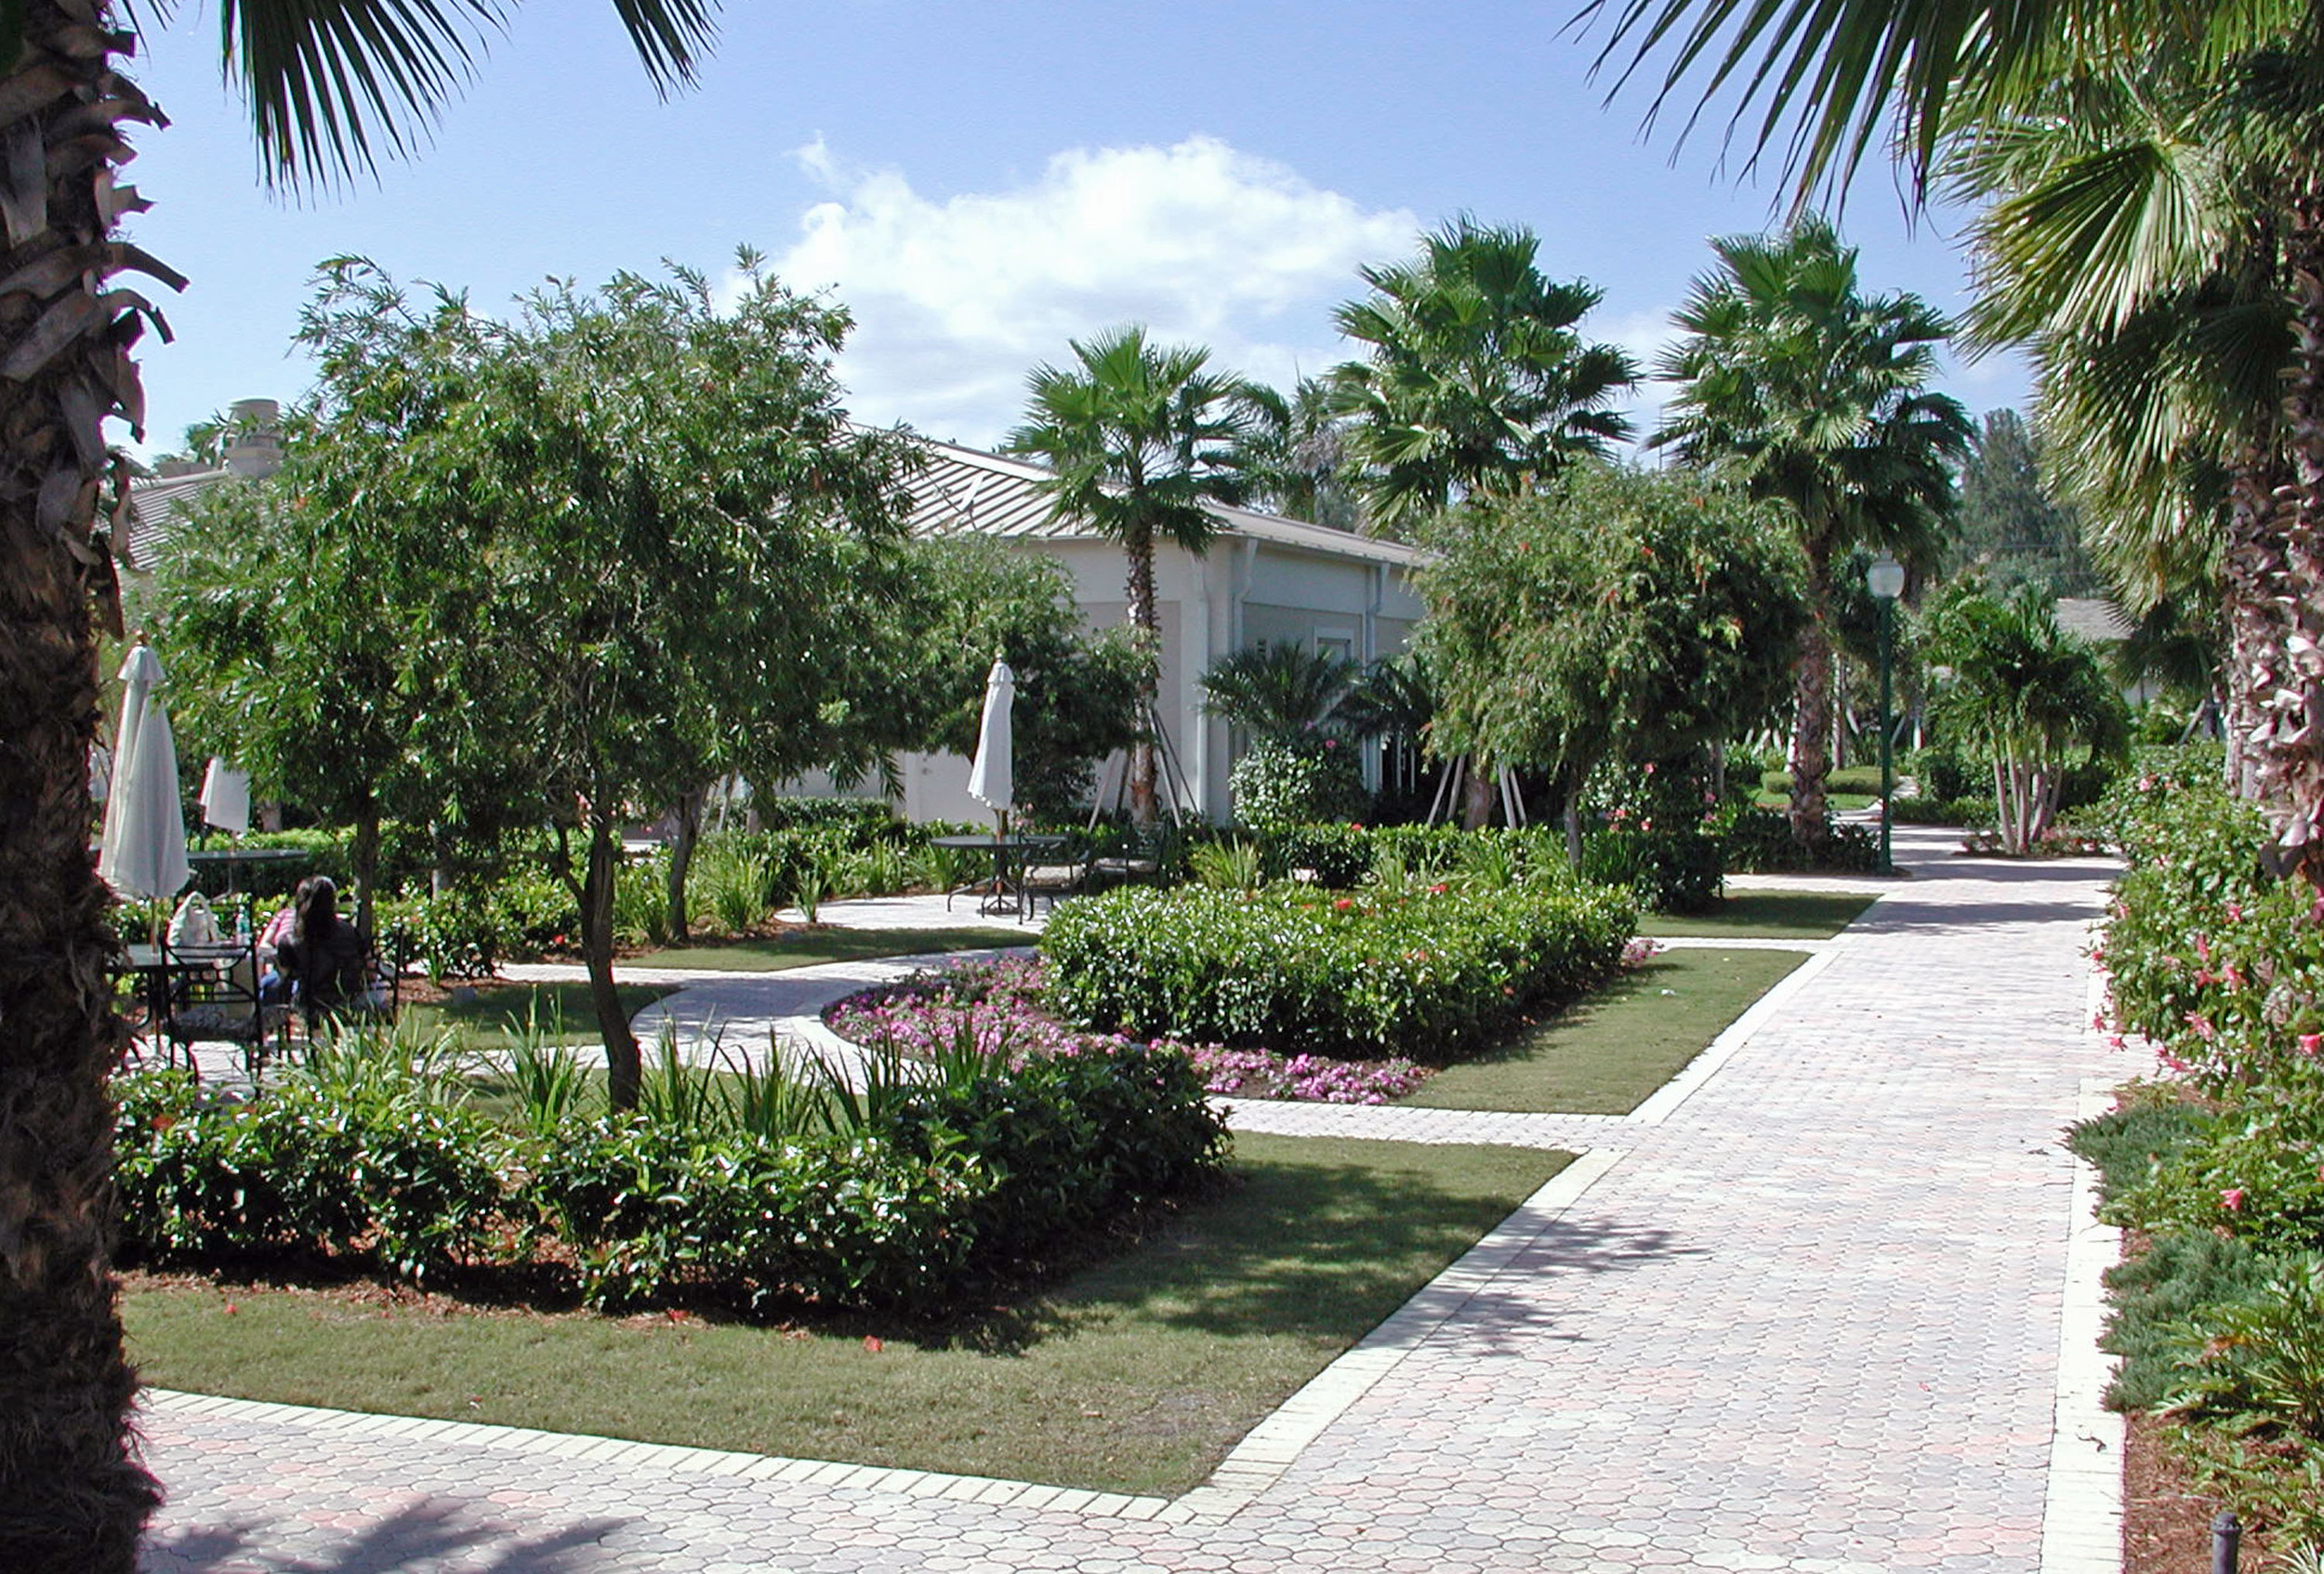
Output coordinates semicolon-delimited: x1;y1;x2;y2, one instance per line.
1041;880;1635;1062
114;1036;508;1281
1718;807;1882;873
1579;827;1723;914
1254;823;1373;887
1229;737;1366;830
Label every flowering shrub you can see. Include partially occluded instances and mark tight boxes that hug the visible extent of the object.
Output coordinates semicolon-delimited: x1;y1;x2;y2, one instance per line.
827;959;1428;1104
1229;737;1367;830
1042;880;1635;1062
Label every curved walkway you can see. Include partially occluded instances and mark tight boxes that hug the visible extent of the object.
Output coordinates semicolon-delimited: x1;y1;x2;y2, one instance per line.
138;832;2136;1573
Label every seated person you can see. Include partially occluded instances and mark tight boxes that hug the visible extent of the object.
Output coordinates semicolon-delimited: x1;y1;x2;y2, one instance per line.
271;876;372;1013
256;879;310;1007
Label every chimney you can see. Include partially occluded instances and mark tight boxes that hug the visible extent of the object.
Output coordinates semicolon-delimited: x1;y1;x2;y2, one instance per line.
223;397;284;478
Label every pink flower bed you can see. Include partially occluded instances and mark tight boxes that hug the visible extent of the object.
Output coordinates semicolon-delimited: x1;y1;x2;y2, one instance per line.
825;956;1427;1105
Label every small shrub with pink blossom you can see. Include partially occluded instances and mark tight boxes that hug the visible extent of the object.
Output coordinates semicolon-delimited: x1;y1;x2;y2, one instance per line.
825;959;1428;1104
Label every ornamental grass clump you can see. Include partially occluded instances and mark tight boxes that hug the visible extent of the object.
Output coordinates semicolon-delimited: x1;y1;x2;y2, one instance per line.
1042;879;1635;1062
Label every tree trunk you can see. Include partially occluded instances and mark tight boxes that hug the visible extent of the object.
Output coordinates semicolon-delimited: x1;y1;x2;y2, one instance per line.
2223;445;2287;803
1788;547;1835;852
2268;192;2324;885
664;787;703;944
581;814;641;1110
0;7;172;1565
1461;760;1496;829
350;800;381;941
1123;524;1161;827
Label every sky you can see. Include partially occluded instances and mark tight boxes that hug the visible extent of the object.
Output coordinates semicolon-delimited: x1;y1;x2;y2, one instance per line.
119;0;2028;466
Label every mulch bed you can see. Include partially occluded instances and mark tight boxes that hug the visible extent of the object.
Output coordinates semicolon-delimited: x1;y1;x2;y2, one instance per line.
2124;1409;2286;1573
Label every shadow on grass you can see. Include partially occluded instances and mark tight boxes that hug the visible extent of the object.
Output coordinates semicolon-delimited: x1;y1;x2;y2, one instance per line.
142;1501;629;1574
635;926;1030;972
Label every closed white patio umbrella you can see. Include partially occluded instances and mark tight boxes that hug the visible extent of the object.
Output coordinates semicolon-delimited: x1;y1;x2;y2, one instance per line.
97;643;191;906
965;656;1016;835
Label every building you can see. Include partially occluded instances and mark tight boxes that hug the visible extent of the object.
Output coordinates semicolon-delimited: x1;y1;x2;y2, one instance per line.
880;441;1425;825
126;415;1424;826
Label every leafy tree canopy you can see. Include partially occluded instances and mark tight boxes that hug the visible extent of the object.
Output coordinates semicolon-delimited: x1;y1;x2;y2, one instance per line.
1946;409;2103;598
1415;463;1807;791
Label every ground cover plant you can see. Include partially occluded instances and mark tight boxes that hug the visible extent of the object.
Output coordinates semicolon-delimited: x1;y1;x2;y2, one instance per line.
2083;750;2324;1552
112;1016;1225;1322
1406;947;1808;1114
121;1134;1569;1497
1042;879;1635;1062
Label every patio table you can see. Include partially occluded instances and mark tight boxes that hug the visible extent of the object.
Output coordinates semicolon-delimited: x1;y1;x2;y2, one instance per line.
930;833;1066;922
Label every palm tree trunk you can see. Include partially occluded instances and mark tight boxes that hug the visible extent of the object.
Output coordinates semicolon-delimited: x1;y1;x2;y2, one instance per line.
2271;192;2324;885
2224;446;2286;802
1123;523;1161;827
0;7;173;1565
1788;548;1835;852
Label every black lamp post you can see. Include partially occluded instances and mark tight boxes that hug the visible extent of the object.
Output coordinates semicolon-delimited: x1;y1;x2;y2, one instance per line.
1867;550;1907;874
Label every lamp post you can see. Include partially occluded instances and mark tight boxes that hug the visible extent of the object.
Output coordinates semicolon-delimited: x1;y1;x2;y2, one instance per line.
1867;550;1907;874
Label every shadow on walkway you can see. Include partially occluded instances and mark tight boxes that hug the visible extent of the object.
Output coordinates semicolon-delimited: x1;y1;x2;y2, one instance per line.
142;1501;630;1574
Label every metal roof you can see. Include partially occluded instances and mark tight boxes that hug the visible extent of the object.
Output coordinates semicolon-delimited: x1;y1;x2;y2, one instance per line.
905;441;1422;567
2055;597;2133;643
120;468;231;572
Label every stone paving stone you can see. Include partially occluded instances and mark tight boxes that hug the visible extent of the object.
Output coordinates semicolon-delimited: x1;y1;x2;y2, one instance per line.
136;833;2127;1571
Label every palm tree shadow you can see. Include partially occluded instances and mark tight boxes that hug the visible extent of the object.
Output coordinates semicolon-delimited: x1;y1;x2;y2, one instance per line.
141;1499;628;1573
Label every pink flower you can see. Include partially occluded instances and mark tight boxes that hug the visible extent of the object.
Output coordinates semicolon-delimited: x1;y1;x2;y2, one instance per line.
2221;1187;2246;1211
2226;902;2244;923
2301;1034;2322;1057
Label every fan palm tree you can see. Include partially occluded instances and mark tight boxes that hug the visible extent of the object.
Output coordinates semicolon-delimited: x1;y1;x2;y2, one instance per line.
1327;217;1637;536
1200;643;1360;743
0;6;717;1568
1653;216;1972;850
1946;54;2290;798
1004;324;1276;825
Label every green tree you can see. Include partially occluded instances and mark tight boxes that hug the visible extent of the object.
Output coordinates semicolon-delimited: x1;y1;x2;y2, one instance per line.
285;255;919;1111
1415;463;1807;857
907;539;1146;824
0;8;718;1566
1652;216;1972;851
1244;376;1361;530
1924;580;2130;851
1004;324;1276;826
1327;217;1636;536
1948;410;2101;597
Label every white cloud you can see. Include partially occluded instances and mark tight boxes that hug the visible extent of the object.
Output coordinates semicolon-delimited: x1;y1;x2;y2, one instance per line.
769;136;1421;446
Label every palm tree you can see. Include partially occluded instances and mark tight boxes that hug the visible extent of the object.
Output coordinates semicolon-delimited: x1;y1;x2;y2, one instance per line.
0;7;716;1567
1653;216;1972;850
1946;57;2293;803
1925;580;2131;851
1327;217;1637;536
1200;643;1360;742
1004;324;1275;825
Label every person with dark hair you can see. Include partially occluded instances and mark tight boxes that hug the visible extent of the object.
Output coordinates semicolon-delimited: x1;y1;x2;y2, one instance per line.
256;877;313;1007
271;875;371;1014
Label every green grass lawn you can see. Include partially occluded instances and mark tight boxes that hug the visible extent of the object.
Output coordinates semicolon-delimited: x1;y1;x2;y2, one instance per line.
1637;889;1876;939
1755;789;1877;812
403;982;680;1052
121;1133;1566;1496
1406;947;1809;1114
632;926;1029;971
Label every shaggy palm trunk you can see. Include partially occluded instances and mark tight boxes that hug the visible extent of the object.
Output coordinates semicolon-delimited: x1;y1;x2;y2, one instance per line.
0;6;177;1567
665;787;702;944
2224;447;2288;802
1122;522;1161;827
2271;192;2324;886
1787;546;1835;852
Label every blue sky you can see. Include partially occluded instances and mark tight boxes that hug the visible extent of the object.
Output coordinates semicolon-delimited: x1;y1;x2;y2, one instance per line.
122;1;2027;463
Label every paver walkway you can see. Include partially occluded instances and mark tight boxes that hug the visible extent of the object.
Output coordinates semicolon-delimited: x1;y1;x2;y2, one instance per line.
137;831;2134;1572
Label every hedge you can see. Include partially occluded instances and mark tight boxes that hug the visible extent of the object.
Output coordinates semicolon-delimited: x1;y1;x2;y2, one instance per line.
1041;880;1636;1061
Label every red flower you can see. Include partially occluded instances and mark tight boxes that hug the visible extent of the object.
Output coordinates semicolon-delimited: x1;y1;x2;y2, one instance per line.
2221;1187;2246;1211
1333;897;1354;912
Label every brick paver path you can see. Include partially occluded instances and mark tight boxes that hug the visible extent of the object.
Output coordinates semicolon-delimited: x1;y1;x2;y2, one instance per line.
138;837;2128;1572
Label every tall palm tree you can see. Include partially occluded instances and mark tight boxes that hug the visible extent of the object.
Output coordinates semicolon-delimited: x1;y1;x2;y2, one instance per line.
1653;216;1972;849
1004;324;1275;825
1327;217;1637;536
0;7;716;1568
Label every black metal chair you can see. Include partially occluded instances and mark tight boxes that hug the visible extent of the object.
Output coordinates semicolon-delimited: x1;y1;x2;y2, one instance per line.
157;933;270;1078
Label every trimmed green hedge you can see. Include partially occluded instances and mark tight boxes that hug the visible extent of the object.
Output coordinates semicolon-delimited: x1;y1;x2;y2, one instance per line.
1041;881;1636;1062
113;1036;1226;1320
